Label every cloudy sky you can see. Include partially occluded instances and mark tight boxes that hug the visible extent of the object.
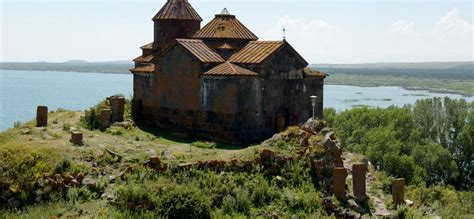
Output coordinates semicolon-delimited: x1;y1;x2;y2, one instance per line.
1;0;472;64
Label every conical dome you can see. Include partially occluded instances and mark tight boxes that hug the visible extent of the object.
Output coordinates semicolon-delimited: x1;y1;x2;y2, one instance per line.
193;9;258;40
153;0;202;21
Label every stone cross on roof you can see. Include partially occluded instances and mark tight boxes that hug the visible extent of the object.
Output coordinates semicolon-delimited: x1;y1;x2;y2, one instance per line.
220;8;230;15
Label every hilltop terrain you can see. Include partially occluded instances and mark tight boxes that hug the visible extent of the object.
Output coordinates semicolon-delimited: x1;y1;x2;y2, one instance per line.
1;97;472;218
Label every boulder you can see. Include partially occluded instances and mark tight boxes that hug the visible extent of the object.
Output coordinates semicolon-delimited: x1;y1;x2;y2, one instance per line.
261;133;283;148
161;149;175;160
21;128;31;134
260;148;275;165
82;177;96;189
302;118;324;134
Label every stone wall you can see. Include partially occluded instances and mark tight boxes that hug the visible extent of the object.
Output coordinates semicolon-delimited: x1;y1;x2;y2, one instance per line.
132;39;325;144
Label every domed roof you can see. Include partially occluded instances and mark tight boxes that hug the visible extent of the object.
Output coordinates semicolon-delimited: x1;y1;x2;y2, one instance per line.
193;9;258;40
153;0;202;21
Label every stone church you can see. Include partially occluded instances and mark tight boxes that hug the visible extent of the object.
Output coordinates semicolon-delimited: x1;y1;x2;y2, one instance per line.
131;0;326;144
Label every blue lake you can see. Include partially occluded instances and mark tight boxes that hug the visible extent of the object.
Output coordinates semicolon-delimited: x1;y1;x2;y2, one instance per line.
1;70;472;131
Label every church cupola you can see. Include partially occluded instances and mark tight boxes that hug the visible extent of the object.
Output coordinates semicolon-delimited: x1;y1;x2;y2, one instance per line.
152;0;202;50
193;8;258;41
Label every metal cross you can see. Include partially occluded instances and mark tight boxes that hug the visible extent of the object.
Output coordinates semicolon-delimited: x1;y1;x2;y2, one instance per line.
283;27;286;41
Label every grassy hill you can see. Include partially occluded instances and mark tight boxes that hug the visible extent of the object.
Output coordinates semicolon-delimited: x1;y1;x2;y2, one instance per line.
1;98;473;218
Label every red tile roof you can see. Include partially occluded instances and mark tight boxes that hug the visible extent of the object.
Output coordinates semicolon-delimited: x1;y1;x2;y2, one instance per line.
177;39;225;63
204;62;258;76
153;0;202;21
194;14;258;40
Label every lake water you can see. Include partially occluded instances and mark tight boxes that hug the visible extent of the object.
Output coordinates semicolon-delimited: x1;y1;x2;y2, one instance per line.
1;70;472;131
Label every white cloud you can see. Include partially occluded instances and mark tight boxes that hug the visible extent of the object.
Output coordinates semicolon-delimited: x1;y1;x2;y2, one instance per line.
259;8;473;63
433;8;473;41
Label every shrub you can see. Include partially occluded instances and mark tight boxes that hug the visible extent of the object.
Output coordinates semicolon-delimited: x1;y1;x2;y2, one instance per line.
116;181;155;210
62;123;71;131
222;188;251;215
0;143;70;207
158;185;212;219
66;187;96;204
191;141;216;149
80;99;110;130
280;184;323;214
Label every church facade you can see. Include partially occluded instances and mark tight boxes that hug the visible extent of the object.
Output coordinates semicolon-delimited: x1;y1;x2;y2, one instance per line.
131;0;326;144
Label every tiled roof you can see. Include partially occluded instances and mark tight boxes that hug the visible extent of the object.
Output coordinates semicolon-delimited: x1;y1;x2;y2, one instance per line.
304;68;328;79
131;64;155;73
177;39;225;63
204;62;258;76
153;0;202;21
194;14;258;40
140;43;154;50
228;41;284;64
133;54;154;62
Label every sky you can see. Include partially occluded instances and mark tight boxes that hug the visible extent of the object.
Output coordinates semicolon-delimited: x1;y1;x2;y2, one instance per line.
0;0;473;64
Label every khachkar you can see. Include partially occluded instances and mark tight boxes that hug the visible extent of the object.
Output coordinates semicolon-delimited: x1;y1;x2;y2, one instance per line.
352;163;367;201
36;106;48;127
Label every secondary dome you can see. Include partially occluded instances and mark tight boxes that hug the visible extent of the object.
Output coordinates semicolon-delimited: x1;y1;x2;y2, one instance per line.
193;9;258;40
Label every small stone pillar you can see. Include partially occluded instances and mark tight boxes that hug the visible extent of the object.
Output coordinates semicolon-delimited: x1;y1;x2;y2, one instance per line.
70;131;84;146
36;106;48;127
352;164;367;201
332;167;348;200
100;109;112;129
392;178;405;205
109;96;125;123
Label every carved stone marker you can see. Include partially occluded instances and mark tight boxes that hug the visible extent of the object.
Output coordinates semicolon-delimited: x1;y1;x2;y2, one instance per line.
100;109;112;129
352;164;367;201
36;106;48;127
392;178;405;205
70;131;84;146
110;96;125;123
332;167;348;199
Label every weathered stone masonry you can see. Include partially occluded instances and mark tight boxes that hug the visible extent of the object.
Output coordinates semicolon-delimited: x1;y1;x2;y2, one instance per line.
131;0;326;144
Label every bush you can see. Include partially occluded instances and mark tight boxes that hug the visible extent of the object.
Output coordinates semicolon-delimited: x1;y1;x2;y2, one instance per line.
80;99;110;130
278;183;323;214
66;186;96;204
0;143;72;207
222;188;251;215
158;185;212;219
191;141;216;149
116;181;155;210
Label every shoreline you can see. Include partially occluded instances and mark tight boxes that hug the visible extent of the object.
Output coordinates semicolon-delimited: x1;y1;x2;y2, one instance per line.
2;68;472;96
325;82;472;97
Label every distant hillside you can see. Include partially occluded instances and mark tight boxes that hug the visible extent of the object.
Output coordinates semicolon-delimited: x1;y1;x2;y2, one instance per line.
311;61;474;70
0;61;134;74
1;61;472;81
311;62;474;81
